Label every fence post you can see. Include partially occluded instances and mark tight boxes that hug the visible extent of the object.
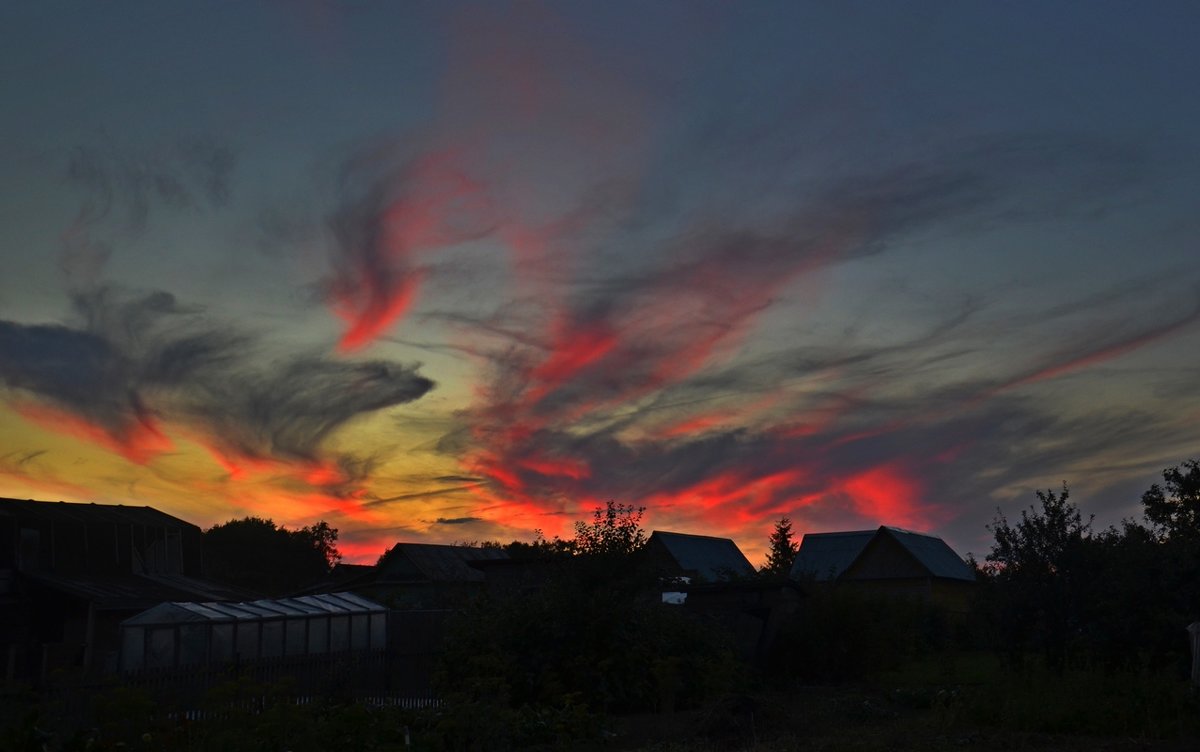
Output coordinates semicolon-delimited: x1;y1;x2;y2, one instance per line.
1189;622;1200;687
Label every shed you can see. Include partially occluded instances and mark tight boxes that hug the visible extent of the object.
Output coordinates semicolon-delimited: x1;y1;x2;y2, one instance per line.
644;531;755;582
119;591;386;672
790;526;975;612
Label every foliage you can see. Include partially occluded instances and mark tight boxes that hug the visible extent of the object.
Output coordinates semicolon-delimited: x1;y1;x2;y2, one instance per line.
983;485;1093;669
433;501;743;745
1141;458;1200;541
769;586;950;683
761;517;799;576
572;500;648;557
985;484;1092;579
202;516;341;595
980;467;1200;674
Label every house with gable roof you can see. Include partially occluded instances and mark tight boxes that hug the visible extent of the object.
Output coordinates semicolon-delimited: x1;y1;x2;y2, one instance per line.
790;526;976;613
643;530;756;583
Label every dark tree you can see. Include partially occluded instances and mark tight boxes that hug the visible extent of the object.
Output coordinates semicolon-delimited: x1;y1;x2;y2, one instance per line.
572;500;647;556
203;516;340;596
985;484;1092;669
761;517;799;576
436;500;740;727
303;519;343;569
1141;459;1200;540
986;484;1091;579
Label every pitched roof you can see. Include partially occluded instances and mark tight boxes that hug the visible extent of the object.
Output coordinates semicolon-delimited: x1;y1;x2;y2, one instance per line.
0;497;198;530
377;543;508;583
648;531;755;581
882;528;974;581
790;526;974;582
790;530;876;580
23;572;254;610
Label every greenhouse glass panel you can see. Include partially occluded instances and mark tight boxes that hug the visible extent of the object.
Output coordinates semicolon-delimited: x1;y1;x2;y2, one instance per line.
148;627;175;669
330;615;349;652
211;623;234;662
179;624;208;666
369;613;386;649
350;614;368;650
308;616;328;654
285;618;306;656
261;620;283;658
121;627;144;671
235;621;259;660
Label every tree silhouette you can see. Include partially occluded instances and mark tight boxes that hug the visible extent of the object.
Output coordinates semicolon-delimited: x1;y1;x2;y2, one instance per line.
572;500;647;556
762;517;799;576
1141;459;1200;541
986;485;1092;669
203;516;340;596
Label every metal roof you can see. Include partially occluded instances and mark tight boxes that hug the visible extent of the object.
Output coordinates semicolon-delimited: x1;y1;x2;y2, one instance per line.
883;527;975;581
122;592;386;627
790;526;974;582
648;531;755;581
790;530;876;581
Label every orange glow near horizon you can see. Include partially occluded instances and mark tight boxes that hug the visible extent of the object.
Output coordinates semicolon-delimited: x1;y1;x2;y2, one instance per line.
12;402;173;465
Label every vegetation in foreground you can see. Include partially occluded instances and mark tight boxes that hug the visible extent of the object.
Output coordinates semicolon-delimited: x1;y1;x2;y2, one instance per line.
3;462;1199;751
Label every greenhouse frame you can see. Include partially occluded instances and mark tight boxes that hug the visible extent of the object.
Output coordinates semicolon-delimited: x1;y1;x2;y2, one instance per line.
119;592;388;672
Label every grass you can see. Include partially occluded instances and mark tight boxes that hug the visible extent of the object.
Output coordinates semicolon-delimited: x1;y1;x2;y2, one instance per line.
607;652;1200;752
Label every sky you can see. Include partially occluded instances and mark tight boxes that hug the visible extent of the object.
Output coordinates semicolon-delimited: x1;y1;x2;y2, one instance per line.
2;1;1198;565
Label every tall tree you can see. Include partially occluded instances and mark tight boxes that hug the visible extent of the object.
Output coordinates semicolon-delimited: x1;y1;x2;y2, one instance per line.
1141;459;1200;541
762;517;799;576
985;485;1093;669
203;516;340;596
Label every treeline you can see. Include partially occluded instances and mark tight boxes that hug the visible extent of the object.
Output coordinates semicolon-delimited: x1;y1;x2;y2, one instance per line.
201;517;341;595
979;460;1200;674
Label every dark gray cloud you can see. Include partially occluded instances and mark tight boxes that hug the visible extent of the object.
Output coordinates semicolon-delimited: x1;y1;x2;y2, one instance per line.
0;287;434;469
434;516;482;525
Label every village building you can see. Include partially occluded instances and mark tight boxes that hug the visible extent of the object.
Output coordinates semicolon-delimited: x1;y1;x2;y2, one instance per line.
642;530;756;583
0;497;248;683
789;525;976;613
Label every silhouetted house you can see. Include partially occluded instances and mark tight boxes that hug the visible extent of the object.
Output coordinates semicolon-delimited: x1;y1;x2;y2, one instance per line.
643;530;756;583
790;526;975;612
317;543;509;608
0;498;247;682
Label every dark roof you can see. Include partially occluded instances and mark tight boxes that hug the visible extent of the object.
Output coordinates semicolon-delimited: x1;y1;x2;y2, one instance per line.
378;543;509;583
0;497;199;531
883;528;975;581
23;572;255;610
648;531;755;581
790;526;974;582
790;530;876;580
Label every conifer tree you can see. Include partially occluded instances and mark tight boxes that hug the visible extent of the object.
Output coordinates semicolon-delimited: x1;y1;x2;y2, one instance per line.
762;516;799;576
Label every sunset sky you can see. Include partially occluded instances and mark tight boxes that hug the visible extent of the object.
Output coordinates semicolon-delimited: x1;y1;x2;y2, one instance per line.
2;1;1198;564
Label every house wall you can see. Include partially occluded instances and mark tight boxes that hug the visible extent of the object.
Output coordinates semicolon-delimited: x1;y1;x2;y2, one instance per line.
842;534;929;580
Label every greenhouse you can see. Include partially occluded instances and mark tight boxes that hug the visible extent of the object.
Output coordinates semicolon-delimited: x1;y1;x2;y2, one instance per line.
119;592;388;672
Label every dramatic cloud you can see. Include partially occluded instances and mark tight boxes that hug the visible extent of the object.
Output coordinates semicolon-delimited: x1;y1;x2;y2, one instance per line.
0;287;434;503
5;3;1199;563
